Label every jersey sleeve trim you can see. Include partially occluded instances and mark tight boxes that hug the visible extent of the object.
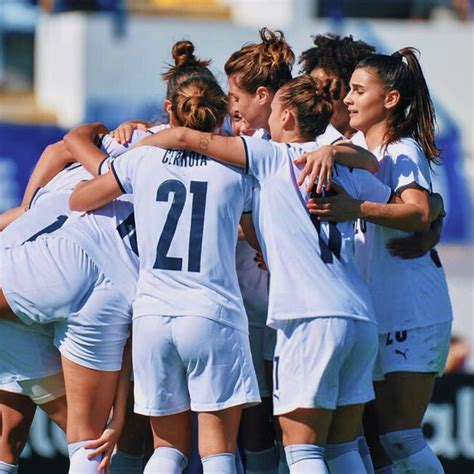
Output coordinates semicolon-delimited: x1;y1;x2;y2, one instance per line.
240;136;249;174
395;181;431;195
94;134;104;149
98;156;110;175
110;160;127;194
242;210;252;214
386;190;395;204
28;187;42;209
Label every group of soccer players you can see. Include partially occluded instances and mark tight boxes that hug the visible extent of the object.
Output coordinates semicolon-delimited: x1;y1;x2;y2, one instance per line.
0;27;452;474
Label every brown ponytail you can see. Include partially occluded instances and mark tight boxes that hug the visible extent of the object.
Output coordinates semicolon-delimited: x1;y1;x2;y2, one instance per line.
171;76;228;133
278;75;337;141
357;48;440;164
162;40;215;99
224;27;294;93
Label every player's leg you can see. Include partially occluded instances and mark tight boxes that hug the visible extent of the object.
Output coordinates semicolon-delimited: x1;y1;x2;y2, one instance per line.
375;373;443;473
324;319;379;473
0;389;36;471
110;383;151;474
177;316;260;473
274;318;351;474
278;408;332;474
325;404;368;474
145;412;192;474
133;315;194;473
363;400;392;472
198;406;243;473
373;323;450;473
17;372;67;432
240;326;278;474
61;355;121;473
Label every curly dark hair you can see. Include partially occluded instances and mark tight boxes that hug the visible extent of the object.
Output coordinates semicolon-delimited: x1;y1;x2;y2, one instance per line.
298;34;375;90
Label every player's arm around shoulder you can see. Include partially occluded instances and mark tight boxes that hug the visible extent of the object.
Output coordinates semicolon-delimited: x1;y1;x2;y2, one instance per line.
69;172;123;212
134;126;247;168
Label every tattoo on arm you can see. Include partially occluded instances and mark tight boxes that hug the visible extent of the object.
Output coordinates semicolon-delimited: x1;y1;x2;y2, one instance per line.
199;133;209;152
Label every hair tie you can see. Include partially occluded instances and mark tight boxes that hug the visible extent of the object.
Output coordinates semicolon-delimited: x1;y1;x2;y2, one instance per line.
391;51;402;59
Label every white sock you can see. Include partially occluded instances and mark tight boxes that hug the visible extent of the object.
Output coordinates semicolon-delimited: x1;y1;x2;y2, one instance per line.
0;461;17;474
284;444;328;474
394;445;444;473
110;449;143;473
277;442;290;474
68;440;103;474
358;436;375;474
201;453;236;473
380;428;443;473
245;446;279;473
325;439;366;473
374;466;394;474
144;447;187;474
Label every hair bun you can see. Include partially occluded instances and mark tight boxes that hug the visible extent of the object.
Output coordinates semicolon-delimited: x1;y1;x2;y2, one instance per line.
172;40;196;68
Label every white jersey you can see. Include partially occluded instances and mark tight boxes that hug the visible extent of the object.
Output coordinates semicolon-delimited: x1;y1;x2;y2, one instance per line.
100;124;168;160
354;138;452;332
112;145;253;332
57;197;139;302
241;136;392;327
31;129;154;205
236;127;270;328
317;123;367;148
2;191;74;249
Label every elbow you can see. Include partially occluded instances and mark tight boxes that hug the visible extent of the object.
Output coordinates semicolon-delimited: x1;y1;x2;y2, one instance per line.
413;211;431;232
368;160;379;173
69;193;81;212
69;189;88;212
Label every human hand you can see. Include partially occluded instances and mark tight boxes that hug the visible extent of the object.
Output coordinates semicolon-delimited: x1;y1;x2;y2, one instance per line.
306;184;360;222
110;121;148;144
85;418;123;473
294;145;336;194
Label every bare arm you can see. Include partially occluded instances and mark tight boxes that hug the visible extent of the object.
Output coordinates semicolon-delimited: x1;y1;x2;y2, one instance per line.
63;123;109;176
308;183;431;232
69;173;123;212
21;140;75;207
295;143;379;194
135;127;247;168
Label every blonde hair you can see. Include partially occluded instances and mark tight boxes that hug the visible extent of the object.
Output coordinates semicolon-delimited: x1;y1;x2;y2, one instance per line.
224;27;294;93
171;76;228;132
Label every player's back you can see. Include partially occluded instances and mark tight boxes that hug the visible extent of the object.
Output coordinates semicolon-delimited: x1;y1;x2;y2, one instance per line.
112;145;253;332
56;197;139;302
242;136;391;327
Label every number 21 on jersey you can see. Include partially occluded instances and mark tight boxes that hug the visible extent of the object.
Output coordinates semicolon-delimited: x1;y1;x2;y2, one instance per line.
154;179;207;273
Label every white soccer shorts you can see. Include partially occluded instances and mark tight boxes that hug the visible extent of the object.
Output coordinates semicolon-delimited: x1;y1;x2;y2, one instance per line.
273;317;378;415
373;321;452;381
133;315;261;416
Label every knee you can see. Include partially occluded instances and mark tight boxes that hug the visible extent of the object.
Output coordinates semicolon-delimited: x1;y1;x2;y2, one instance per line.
379;428;426;462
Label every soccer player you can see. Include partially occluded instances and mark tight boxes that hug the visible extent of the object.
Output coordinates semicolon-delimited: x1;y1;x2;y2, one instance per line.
224;30;380;474
70;73;261;474
130;74;410;474
308;48;452;473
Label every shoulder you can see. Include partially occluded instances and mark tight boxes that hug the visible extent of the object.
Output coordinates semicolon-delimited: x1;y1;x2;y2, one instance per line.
386;138;426;165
